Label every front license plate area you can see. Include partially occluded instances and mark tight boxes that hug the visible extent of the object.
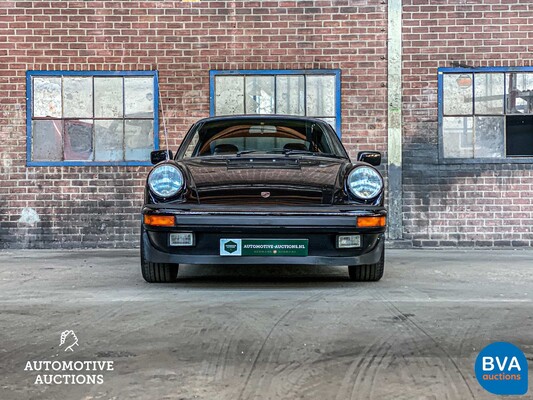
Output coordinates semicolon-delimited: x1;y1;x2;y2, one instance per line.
220;239;309;256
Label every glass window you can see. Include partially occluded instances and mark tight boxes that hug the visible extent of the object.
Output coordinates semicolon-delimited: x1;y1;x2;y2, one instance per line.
181;117;347;158
63;77;93;118
443;73;473;115
124;77;154;118
506;115;533;157
27;71;158;165
214;76;245;115
32;120;63;161
443;117;473;158
276;75;305;115
94;119;124;161
475;74;504;115
474;116;504;158
211;70;341;135
33;77;62;118
506;73;533;114
94;77;123;118
245;76;274;114
306;75;336;117
64;119;93;161
124;119;154;161
441;68;533;159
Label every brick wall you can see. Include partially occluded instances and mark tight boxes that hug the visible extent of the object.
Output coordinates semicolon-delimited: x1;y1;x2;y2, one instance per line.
402;0;533;247
0;1;388;248
3;0;530;249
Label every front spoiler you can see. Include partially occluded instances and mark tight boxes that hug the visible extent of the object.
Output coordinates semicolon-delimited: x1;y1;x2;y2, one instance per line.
142;204;386;266
142;230;384;266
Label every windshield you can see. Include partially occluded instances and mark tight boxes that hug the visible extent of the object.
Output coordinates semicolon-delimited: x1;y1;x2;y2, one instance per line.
180;118;348;159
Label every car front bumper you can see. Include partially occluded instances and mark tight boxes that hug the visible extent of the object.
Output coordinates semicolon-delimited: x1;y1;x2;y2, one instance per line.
142;204;386;266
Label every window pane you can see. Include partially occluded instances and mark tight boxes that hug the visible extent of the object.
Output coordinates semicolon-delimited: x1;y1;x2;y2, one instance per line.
474;116;504;158
474;74;504;114
124;77;154;118
506;115;533;157
442;116;473;158
124;119;153;160
245;76;274;114
276;75;305;115
95;120;124;161
95;77;123;118
443;74;473;115
33;77;62;118
215;76;244;115
64;120;93;161
32;120;63;161
306;75;336;117
63;77;93;118
506;73;533;114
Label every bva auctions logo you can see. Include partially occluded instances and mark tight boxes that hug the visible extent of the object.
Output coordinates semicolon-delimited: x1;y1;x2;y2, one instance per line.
224;241;238;254
475;342;528;395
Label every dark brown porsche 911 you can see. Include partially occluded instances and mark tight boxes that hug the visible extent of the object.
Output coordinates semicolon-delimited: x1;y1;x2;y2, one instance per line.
141;115;386;282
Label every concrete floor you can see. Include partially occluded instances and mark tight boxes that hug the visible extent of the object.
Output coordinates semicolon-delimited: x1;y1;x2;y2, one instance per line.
0;250;532;400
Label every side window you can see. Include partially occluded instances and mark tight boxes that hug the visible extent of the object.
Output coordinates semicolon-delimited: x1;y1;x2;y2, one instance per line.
27;71;159;166
440;69;533;159
210;70;341;136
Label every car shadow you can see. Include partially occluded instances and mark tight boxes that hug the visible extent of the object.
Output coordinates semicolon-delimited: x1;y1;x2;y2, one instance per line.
173;264;357;289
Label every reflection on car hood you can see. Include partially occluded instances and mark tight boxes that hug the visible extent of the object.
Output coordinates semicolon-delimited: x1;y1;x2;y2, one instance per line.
180;156;350;205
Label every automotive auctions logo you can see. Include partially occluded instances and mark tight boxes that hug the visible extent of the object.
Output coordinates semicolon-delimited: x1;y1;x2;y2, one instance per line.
59;330;79;352
225;241;238;254
220;239;242;256
25;331;114;385
475;342;528;395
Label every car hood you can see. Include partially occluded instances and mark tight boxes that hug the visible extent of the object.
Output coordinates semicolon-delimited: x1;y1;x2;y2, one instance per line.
178;156;351;205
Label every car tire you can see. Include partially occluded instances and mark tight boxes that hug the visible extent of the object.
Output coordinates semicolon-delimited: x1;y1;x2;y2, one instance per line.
140;229;179;283
348;248;384;282
141;260;179;283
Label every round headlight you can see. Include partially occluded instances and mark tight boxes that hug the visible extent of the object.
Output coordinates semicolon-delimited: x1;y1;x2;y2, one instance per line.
148;164;184;198
347;166;383;200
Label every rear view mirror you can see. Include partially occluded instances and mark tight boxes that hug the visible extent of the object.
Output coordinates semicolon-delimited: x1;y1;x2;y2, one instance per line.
150;150;173;164
357;151;381;166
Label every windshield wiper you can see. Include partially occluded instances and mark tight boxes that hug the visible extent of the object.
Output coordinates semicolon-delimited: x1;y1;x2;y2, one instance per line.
266;148;315;156
282;149;315;156
236;150;259;157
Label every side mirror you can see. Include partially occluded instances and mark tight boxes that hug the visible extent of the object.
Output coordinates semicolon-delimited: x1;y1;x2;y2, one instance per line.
357;151;381;166
150;149;173;165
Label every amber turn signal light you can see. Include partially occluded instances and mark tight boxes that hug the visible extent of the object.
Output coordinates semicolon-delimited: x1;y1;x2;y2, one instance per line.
357;215;386;228
143;215;175;227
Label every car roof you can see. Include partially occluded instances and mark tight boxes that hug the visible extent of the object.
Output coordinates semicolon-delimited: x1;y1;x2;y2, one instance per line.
193;114;329;125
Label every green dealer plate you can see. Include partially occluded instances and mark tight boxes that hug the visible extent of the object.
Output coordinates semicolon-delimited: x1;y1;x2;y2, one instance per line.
220;239;309;257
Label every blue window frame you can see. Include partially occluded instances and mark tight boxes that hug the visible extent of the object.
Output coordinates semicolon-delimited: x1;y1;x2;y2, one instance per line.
209;69;342;137
438;66;533;163
26;70;159;166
